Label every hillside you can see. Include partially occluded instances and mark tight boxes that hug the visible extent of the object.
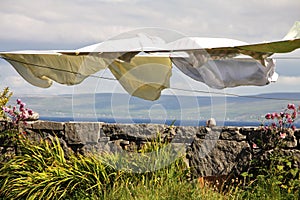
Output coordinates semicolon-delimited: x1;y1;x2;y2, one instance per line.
10;92;300;124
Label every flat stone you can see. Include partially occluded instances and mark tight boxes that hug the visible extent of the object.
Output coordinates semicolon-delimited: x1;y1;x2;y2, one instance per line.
65;122;101;145
32;120;64;130
219;130;247;141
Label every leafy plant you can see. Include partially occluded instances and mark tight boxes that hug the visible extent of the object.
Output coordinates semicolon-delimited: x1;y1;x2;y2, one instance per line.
233;104;300;199
0;87;12;119
0;132;224;199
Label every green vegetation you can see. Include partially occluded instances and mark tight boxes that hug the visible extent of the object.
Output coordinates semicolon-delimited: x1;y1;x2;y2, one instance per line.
0;134;224;200
0;131;300;199
0;87;12;119
1;89;300;199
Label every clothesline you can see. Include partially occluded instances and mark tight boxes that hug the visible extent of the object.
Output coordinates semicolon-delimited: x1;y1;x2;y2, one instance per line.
1;56;300;102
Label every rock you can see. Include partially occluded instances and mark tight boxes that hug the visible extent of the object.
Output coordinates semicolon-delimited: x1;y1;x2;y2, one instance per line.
31;120;64;130
188;138;251;177
65;122;101;145
206;118;216;127
26;112;39;121
219;129;246;141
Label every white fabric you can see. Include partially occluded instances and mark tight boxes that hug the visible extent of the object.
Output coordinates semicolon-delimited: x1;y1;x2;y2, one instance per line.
171;54;277;89
0;21;299;100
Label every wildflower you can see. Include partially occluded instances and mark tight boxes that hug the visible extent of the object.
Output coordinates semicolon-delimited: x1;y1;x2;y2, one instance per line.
292;125;296;131
265;113;271;119
288;103;296;110
288;117;293;124
16;99;21;105
272;122;277;128
271;113;276;120
280;132;286;139
19;102;26;109
2;106;9;113
252;143;258;149
274;112;280;119
280;112;285;118
28;109;33;115
278;120;283;126
292;111;297;119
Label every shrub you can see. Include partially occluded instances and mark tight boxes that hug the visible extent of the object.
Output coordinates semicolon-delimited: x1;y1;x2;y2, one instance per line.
0;87;12;119
232;104;300;199
0;133;224;199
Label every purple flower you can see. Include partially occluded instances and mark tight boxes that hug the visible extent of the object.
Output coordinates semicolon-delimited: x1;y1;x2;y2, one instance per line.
292;111;297;119
271;113;277;120
288;103;296;110
28;109;33;115
280;132;286;139
2;106;9;112
19;102;26;109
265;113;271;119
16;99;22;105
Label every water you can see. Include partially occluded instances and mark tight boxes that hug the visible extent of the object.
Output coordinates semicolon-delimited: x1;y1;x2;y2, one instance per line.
39;116;262;127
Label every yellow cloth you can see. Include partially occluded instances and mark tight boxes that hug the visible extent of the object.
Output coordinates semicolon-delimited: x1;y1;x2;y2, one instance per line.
1;53;108;88
109;56;172;101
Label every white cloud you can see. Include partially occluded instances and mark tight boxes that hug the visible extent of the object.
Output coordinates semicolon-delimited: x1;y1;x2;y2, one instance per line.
0;0;299;49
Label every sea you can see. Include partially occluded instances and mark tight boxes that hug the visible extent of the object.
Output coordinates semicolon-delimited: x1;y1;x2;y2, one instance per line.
39;116;265;127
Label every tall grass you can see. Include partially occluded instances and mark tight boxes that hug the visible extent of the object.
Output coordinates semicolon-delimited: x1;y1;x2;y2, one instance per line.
0;134;225;199
2;132;298;199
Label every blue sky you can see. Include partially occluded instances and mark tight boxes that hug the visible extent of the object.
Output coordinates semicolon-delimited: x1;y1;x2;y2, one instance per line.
0;0;300;97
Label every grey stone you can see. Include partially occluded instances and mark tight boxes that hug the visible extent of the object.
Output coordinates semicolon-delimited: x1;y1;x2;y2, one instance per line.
65;122;101;144
99;137;110;143
32;120;64;130
219;129;247;141
26;112;39;121
120;140;130;145
188;138;250;177
206;118;216;127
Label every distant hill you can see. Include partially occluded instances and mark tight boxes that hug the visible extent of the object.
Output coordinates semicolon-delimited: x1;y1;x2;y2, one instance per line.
10;92;300;123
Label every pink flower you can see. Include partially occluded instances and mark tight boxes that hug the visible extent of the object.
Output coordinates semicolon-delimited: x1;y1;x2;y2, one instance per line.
292;125;296;131
280;112;285;118
288;103;296;110
274;112;280;119
19;102;26;109
28;109;33;115
288;117;293;124
2;106;9;112
16;99;22;105
278;120;283;126
265;113;271;119
252;143;258;149
272;122;277;128
271;113;276;120
280;132;286;139
292;111;297;119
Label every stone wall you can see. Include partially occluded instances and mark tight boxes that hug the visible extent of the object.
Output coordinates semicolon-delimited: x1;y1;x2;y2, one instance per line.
1;120;300;178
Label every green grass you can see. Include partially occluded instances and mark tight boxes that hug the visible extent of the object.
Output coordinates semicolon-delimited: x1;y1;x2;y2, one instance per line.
0;133;299;199
0;134;225;200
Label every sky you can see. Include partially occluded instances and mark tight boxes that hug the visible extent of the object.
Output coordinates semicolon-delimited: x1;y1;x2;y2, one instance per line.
0;0;300;97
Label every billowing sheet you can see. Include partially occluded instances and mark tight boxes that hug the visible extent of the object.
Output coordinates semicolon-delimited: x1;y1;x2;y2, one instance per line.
0;21;299;100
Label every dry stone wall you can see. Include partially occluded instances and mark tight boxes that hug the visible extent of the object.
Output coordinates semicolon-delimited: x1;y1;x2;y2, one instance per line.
1;120;300;178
